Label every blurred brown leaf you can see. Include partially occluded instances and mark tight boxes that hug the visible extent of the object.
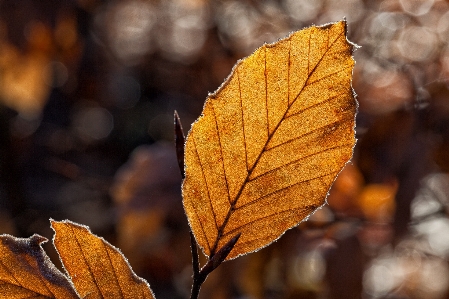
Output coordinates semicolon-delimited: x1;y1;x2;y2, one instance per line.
51;220;155;299
0;234;79;299
182;20;357;260
358;183;397;222
0;22;52;117
327;163;364;216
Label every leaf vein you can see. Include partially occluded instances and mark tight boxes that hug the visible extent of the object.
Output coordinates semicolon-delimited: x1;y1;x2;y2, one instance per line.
102;241;125;298
237;68;249;172
69;225;103;298
250;142;353;182
190;199;212;253
307;65;353;87
290;28;345;107
307;30;311;76
224;204;318;238
288;39;291;106
242;170;340;211
211;103;231;205
0;258;22;287
21;295;43;298
265;115;352;155
0;246;56;297
218;27;345;241
192;133;220;232
283;91;348;121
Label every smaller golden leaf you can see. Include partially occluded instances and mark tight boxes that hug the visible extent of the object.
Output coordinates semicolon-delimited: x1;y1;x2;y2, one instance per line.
51;220;155;299
0;234;79;299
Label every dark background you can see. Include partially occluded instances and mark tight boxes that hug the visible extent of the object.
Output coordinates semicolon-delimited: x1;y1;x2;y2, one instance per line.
1;0;449;298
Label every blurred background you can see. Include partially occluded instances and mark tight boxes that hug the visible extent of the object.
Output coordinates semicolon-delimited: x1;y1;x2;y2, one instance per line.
1;0;449;298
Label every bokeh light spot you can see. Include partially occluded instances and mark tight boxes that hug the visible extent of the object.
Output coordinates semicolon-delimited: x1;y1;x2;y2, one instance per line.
398;26;438;62
73;106;114;141
399;0;435;16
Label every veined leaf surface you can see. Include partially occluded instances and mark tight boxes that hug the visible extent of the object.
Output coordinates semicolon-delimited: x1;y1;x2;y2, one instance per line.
51;220;155;299
182;20;357;260
0;234;79;299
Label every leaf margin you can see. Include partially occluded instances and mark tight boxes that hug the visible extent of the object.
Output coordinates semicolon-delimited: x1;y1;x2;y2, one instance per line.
182;19;359;261
0;233;80;299
51;219;156;299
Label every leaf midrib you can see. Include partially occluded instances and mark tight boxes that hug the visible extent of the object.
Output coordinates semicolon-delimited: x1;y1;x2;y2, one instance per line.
209;28;346;257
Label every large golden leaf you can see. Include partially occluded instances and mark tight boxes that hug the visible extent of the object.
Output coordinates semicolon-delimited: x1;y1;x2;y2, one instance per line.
0;234;79;299
182;20;357;260
51;220;155;299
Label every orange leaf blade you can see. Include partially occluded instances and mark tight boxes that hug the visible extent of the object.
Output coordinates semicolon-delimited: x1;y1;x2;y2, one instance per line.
51;220;155;299
0;234;79;299
182;20;357;260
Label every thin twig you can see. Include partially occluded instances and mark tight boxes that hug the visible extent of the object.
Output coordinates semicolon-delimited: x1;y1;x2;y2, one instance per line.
174;111;201;297
190;231;200;279
174;111;241;298
190;233;241;299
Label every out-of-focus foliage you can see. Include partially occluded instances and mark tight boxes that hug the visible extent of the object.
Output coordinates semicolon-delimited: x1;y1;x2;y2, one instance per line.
1;0;449;298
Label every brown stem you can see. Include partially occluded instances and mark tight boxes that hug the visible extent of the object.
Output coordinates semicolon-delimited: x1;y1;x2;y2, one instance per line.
190;230;200;279
190;233;241;299
174;111;241;298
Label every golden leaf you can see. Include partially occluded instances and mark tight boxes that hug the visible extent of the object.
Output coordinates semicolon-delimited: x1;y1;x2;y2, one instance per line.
182;20;357;260
0;234;79;299
51;220;155;299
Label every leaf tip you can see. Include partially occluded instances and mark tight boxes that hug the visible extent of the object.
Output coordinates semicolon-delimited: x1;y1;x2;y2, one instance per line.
174;110;186;179
29;234;48;246
50;218;73;231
